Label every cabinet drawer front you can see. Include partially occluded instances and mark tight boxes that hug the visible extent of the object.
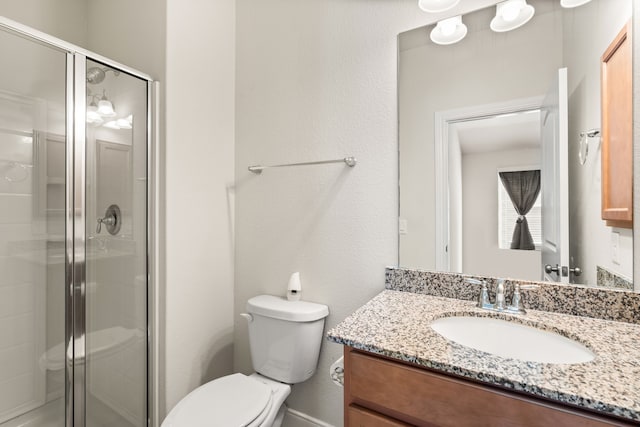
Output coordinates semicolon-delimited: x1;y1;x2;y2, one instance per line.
348;405;412;427
347;350;623;427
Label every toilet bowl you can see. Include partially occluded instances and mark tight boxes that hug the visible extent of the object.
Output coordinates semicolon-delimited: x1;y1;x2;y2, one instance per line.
162;295;329;427
162;373;291;427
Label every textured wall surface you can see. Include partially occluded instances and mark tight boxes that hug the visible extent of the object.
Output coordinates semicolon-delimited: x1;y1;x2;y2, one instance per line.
565;0;633;286
164;0;236;419
234;0;494;425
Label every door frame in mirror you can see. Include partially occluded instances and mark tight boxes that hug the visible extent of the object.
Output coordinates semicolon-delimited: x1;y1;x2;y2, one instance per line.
433;96;543;271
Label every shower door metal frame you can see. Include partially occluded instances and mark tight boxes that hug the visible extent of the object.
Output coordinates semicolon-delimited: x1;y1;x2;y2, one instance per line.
0;16;156;427
71;53;88;427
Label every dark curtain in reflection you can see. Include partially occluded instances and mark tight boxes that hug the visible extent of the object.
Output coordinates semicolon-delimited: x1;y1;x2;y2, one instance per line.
499;170;541;250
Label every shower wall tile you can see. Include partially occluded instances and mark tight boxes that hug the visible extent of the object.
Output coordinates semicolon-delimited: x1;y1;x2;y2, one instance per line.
0;373;37;416
0;131;34;195
0;345;32;382
0;133;33;164
0;257;31;286
0;173;33;195
0;283;34;317
0;313;32;352
0;224;38;256
0;195;32;223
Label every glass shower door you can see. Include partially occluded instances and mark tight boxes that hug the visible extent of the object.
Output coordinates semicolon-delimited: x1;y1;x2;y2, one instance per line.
0;20;151;427
83;59;148;427
0;24;67;427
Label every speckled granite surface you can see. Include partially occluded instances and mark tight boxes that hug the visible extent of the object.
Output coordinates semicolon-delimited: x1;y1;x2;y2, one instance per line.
327;290;640;422
597;266;634;291
385;267;640;324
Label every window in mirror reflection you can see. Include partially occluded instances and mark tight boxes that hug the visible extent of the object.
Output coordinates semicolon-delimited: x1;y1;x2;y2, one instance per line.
498;169;541;251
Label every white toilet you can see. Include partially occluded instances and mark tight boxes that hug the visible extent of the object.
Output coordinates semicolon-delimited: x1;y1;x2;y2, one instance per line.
162;295;329;427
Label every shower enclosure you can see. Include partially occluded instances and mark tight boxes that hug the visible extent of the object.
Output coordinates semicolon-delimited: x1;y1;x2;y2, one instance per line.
0;18;152;427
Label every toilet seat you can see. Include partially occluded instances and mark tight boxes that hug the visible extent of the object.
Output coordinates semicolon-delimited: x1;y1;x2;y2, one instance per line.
162;373;272;427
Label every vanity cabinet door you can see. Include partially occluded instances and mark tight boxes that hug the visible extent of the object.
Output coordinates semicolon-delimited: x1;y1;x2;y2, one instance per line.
601;21;632;228
344;347;632;427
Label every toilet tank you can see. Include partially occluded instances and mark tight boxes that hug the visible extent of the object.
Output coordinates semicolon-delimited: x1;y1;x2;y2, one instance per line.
246;295;329;384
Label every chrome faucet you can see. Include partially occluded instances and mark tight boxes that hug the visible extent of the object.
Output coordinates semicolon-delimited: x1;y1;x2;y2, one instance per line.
466;278;539;315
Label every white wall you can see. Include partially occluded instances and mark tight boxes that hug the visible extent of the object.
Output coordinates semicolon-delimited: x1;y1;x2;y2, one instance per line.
82;0;237;420
163;0;236;419
449;129;463;273
399;2;563;270
462;148;542;280
564;0;633;285
86;0;166;84
233;1;500;425
0;0;87;46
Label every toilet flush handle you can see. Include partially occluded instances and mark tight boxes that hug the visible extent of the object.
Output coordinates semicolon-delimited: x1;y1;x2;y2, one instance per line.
240;313;253;323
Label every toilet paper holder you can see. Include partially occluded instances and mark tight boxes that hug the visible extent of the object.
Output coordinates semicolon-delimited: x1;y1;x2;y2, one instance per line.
330;356;344;387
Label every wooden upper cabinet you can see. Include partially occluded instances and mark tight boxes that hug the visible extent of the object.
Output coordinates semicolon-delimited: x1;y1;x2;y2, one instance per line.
601;20;633;228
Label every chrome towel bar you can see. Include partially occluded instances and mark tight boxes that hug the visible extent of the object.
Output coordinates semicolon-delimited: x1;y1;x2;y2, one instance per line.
248;157;357;174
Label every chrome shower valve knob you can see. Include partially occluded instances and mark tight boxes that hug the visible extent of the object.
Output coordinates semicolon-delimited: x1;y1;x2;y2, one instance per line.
96;204;122;235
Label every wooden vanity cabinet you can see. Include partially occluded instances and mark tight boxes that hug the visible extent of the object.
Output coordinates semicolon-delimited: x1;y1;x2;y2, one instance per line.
343;347;634;427
601;21;633;228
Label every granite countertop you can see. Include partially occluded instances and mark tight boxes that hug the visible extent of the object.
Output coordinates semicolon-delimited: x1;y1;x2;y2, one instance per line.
326;290;640;422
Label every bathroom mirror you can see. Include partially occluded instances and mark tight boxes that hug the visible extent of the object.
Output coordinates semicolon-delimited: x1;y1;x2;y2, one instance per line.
398;0;635;289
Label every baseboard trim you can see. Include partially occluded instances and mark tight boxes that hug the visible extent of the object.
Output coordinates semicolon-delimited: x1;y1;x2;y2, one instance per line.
286;408;335;427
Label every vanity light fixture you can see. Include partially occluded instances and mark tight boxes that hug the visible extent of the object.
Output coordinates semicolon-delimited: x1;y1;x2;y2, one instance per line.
560;0;592;7
97;89;116;118
490;0;535;33
418;0;460;13
103;114;133;130
86;89;124;126
86;99;103;125
430;16;467;45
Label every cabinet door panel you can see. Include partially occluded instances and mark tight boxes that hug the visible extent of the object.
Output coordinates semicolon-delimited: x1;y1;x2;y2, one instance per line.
601;21;632;228
345;348;629;427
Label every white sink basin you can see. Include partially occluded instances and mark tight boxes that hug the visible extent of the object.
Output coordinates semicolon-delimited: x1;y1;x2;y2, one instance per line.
431;316;595;364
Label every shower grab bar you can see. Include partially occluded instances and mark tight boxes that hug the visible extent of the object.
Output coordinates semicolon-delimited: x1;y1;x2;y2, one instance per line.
248;157;357;174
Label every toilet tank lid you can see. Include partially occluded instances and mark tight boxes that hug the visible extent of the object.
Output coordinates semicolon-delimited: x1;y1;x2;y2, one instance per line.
247;295;329;322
